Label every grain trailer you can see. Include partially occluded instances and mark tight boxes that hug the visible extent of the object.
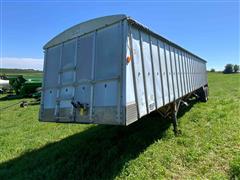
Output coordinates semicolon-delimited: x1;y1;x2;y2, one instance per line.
39;15;208;134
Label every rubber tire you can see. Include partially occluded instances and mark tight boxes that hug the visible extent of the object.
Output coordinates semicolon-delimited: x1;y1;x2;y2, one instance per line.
20;101;28;108
200;86;208;102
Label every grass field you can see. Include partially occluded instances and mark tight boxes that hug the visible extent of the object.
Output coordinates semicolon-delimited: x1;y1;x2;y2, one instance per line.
0;72;239;179
0;68;42;78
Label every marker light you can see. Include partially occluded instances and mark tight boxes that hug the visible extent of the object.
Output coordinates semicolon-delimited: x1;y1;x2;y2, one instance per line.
127;56;132;63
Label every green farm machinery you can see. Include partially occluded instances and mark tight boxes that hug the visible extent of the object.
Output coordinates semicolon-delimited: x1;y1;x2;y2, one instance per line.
0;74;42;109
6;75;42;98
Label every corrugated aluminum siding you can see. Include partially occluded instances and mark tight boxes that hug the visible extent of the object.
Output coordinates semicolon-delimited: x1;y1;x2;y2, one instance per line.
126;23;207;123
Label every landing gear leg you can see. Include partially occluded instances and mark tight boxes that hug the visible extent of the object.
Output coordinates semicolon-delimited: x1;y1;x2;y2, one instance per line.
172;101;182;136
157;100;186;136
172;107;178;135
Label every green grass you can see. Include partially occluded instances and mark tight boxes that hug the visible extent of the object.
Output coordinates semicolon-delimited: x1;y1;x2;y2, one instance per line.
0;68;42;78
0;72;239;179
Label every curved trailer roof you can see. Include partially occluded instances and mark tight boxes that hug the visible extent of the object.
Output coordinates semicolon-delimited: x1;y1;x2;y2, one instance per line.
44;14;206;63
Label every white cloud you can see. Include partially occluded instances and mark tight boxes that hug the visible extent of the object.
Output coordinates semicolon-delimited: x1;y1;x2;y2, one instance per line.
1;57;43;70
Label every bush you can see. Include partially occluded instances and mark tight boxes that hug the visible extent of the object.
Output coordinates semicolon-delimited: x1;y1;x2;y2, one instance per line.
233;64;239;73
210;68;215;72
223;64;234;74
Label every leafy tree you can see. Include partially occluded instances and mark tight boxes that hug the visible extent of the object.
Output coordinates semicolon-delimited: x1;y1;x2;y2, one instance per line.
233;64;239;73
210;68;215;72
223;64;233;74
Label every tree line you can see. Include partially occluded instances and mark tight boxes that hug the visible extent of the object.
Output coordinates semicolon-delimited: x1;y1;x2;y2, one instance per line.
210;64;239;74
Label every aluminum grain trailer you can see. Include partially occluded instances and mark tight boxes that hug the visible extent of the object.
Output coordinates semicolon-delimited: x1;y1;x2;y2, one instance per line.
39;14;208;134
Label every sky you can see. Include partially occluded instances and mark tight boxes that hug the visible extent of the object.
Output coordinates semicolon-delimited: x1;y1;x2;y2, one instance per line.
1;1;239;71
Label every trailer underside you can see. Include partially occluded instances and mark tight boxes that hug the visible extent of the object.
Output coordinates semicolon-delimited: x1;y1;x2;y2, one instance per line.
157;85;208;135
